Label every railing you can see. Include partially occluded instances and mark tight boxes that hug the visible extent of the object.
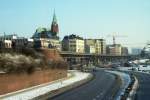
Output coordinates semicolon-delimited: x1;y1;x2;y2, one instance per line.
60;51;130;57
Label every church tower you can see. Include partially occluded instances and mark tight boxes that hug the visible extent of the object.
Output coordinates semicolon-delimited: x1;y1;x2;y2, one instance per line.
51;11;59;36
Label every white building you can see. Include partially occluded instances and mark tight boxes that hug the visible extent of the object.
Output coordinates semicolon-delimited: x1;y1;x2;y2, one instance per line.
62;34;84;53
3;40;12;48
69;39;84;53
35;38;61;51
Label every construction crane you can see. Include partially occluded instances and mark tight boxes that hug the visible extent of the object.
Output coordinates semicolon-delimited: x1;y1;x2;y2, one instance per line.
107;32;127;45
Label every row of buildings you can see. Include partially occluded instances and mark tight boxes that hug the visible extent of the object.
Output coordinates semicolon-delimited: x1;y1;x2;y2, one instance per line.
0;33;128;56
0;34;32;49
62;34;106;54
61;34;128;55
0;12;128;56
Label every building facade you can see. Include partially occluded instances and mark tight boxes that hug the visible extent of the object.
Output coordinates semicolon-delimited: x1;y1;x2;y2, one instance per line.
62;34;84;53
131;48;142;55
0;34;27;49
100;39;106;54
121;47;128;55
85;45;96;54
32;12;61;51
84;39;106;54
107;44;122;55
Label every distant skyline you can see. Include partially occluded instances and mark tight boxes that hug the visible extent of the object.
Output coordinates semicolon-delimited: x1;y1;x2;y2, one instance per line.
0;0;150;48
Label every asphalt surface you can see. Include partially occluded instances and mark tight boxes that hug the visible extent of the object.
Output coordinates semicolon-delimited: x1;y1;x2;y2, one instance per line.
134;72;150;100
48;70;119;100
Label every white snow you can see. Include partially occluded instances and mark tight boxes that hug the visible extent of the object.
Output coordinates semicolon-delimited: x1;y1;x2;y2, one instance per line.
118;65;150;74
0;70;91;100
118;67;132;71
106;70;131;100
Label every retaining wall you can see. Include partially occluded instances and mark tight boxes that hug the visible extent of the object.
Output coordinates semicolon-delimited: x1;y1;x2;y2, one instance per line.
0;69;67;95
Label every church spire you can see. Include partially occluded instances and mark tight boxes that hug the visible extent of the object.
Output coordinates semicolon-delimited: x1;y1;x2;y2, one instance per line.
52;9;57;24
51;10;59;35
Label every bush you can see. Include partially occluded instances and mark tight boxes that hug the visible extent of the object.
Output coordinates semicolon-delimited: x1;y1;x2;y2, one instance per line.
0;53;41;74
47;60;68;69
0;49;68;74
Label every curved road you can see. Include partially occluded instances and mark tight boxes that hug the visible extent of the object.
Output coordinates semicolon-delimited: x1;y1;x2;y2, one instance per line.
133;72;150;100
49;70;119;100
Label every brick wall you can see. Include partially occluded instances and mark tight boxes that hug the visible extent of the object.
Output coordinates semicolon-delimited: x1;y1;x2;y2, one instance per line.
0;69;67;95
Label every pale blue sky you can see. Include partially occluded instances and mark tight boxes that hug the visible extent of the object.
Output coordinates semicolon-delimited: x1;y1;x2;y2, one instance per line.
0;0;150;48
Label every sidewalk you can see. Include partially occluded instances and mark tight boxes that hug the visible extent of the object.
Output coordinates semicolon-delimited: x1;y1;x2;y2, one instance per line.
0;70;92;100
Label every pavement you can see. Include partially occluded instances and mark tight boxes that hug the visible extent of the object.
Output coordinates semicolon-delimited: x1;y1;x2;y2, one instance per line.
0;68;133;100
106;70;131;100
49;69;120;100
118;66;150;100
133;72;150;100
0;70;91;100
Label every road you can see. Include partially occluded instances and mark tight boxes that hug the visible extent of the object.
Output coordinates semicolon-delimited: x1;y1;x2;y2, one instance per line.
134;72;150;100
49;70;119;100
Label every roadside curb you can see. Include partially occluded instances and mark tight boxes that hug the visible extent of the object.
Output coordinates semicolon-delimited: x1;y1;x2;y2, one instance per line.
127;76;139;100
106;70;131;100
33;72;93;100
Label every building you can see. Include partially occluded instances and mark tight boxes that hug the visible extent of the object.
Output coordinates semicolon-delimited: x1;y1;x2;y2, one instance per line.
84;39;100;54
0;34;27;49
32;12;61;51
121;47;128;55
51;12;59;35
13;37;28;49
27;38;34;48
85;45;96;54
100;39;106;54
0;34;16;48
107;44;122;55
131;48;142;55
84;39;106;54
62;34;84;53
0;40;12;48
107;44;128;56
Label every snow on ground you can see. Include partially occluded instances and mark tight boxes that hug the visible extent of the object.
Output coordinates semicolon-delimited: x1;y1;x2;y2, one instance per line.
106;70;131;100
0;71;90;100
118;66;150;74
118;67;132;71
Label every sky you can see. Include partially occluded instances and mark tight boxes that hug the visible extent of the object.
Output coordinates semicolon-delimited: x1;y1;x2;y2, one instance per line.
0;0;150;49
